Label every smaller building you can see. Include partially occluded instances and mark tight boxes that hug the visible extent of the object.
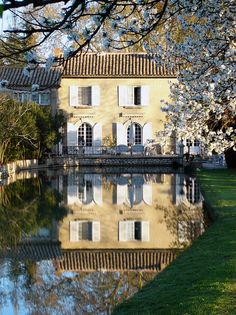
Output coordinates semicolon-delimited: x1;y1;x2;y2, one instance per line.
0;66;61;115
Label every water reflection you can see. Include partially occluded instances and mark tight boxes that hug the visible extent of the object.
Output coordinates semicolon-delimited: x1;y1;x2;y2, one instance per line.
0;169;207;314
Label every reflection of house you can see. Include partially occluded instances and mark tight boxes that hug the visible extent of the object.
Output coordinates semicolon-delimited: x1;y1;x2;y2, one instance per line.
0;67;61;114
115;174;152;206
54;249;179;272
59;53;177;153
174;174;203;207
67;173;102;206
58;172;205;251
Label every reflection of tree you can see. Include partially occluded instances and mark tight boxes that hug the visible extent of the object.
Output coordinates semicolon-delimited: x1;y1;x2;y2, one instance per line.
0;176;67;250
16;263;156;315
160;203;207;248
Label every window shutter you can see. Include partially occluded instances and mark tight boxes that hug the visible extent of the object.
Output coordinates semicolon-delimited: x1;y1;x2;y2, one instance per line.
91;85;100;106
70;221;78;242
141;85;149;106
92;221;100;241
67;184;78;205
69;86;78;106
143;182;152;205
119;221;127;241
93;123;102;147
93;174;103;205
143;122;152;145
178;221;188;243
116;123;127;145
126;221;134;241
141;221;149;241
67;173;78;205
116;184;127;205
118;86;129;106
67;123;77;146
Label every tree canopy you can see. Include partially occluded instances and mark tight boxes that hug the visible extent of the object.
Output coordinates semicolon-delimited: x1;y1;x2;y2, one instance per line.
0;93;64;163
158;0;235;156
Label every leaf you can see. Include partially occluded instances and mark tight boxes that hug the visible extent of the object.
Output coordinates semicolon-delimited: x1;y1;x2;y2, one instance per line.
0;5;3;18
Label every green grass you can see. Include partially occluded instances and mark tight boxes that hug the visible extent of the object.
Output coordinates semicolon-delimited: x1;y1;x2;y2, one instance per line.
112;169;236;315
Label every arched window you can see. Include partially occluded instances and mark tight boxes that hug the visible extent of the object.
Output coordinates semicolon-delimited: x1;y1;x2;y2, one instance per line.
186;177;200;204
78;176;93;205
127;123;142;145
78;123;92;146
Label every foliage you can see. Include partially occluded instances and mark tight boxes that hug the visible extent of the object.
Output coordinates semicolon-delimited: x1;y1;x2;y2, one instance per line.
0;94;38;163
102;135;116;148
0;93;64;163
157;1;236;155
113;169;236;315
0;175;67;250
1;1;167;65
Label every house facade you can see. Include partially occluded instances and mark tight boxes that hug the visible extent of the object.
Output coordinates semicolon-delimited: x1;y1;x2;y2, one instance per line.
58;53;178;154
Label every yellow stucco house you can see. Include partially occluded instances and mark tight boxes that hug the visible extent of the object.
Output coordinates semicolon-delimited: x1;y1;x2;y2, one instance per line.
58;53;179;154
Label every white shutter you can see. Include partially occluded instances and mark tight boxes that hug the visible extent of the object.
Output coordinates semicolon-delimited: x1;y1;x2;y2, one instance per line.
92;221;100;241
93;174;103;205
143;182;152;205
116;123;127;145
67;123;77;146
141;85;149;106
91;85;100;106
67;184;79;205
93;123;102;147
70;221;78;242
143;122;152;145
116;184;127;205
126;221;134;241
119;221;127;241
69;86;78;107
141;221;149;241
178;221;188;243
118;86;129;106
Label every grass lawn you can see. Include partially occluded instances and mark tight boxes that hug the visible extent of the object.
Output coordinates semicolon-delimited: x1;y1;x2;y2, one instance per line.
112;169;236;315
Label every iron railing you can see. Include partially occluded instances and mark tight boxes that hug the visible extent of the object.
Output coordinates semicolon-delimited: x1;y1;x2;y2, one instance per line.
62;145;148;156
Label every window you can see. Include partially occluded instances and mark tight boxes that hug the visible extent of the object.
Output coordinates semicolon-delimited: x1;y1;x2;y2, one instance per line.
78;123;92;146
194;139;200;146
127;123;142;145
13;92;50;105
186;139;200;147
70;86;100;107
186;177;200;204
78;177;93;204
78;87;92;105
119;221;149;241
31;93;39;103
40;93;50;105
118;85;149;106
70;221;100;242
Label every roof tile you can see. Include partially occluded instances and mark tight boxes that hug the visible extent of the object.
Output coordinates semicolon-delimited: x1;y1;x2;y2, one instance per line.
62;53;178;78
0;67;62;89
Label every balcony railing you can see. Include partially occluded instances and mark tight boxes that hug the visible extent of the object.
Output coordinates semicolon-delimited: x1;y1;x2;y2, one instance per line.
62;145;147;156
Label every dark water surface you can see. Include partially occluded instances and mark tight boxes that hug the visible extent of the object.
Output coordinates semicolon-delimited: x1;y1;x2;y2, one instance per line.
0;168;208;314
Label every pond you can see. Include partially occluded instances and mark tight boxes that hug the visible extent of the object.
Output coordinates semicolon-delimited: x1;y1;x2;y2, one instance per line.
0;168;208;314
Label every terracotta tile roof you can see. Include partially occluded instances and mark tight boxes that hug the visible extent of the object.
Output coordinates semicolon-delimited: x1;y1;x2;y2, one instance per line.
55;249;179;272
62;53;178;78
0;66;62;90
1;244;180;272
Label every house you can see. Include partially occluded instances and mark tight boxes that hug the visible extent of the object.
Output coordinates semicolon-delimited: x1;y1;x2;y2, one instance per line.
0;66;61;115
57;171;205;250
58;53;179;154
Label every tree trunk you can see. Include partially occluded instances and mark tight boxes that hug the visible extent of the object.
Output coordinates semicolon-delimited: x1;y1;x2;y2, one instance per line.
224;147;236;168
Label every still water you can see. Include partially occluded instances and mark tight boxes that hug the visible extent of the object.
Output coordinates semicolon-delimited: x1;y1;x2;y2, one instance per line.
0;168;208;315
